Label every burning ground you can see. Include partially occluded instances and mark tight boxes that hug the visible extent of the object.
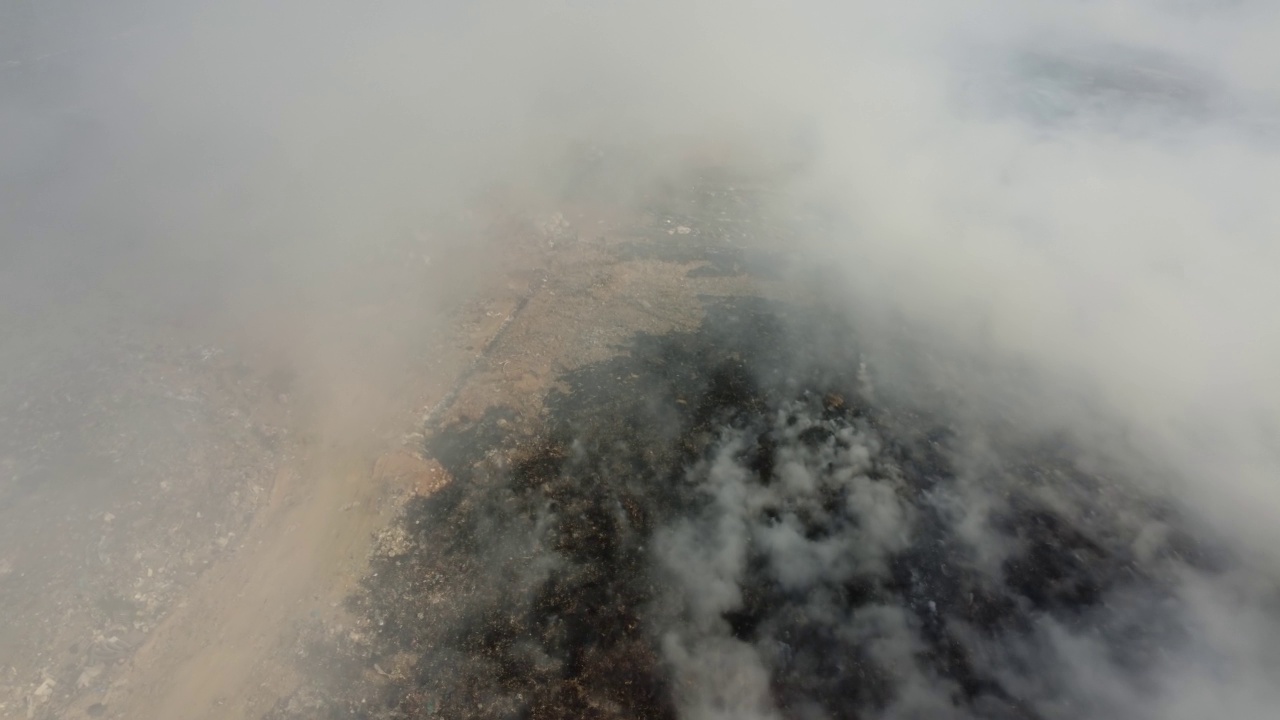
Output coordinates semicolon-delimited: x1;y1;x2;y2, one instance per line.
267;178;1278;720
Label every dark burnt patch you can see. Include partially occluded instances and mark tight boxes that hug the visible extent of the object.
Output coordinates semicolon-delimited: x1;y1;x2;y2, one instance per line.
267;295;1232;720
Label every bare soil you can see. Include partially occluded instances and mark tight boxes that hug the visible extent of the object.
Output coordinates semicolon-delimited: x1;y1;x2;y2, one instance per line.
0;159;789;720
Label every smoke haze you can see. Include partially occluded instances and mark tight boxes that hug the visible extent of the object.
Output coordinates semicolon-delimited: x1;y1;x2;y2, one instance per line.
3;1;1279;718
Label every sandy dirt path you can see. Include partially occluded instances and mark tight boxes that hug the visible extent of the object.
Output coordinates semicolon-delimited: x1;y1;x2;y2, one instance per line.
30;169;780;720
86;281;539;720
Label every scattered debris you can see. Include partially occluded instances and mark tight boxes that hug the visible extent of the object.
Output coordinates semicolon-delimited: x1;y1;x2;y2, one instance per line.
372;526;413;559
75;664;103;690
25;678;54;719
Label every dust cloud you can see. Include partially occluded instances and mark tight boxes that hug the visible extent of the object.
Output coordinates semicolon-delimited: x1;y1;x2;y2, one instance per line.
3;1;1278;719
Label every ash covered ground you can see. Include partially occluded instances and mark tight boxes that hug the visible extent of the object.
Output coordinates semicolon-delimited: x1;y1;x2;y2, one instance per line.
267;206;1270;720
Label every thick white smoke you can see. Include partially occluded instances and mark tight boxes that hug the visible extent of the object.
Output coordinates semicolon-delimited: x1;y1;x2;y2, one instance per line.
652;393;1279;719
780;1;1280;559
